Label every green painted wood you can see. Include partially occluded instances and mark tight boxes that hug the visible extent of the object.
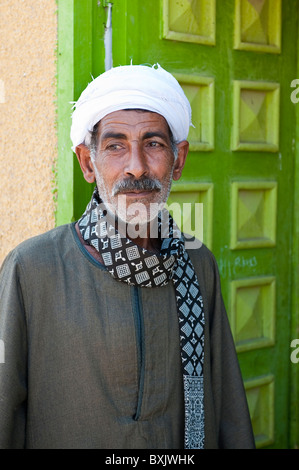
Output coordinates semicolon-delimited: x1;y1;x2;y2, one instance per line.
57;0;106;224
290;14;299;449
109;0;298;449
72;0;94;220
57;0;299;448
56;0;75;225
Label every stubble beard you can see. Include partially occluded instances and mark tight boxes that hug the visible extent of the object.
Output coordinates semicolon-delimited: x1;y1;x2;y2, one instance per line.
93;164;174;229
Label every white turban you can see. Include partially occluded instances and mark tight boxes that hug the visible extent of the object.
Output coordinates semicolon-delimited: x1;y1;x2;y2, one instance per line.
70;64;192;151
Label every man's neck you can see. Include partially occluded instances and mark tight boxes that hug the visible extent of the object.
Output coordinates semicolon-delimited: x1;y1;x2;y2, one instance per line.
105;209;161;254
75;219;161;265
133;234;160;254
117;217;161;254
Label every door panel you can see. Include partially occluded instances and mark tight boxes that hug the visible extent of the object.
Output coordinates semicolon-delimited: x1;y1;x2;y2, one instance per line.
69;0;298;448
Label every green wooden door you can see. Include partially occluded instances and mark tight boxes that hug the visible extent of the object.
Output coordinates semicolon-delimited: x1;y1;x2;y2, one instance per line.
57;0;299;448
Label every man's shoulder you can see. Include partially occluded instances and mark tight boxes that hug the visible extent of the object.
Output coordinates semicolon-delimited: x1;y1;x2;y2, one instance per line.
186;240;216;265
3;224;75;267
186;240;219;282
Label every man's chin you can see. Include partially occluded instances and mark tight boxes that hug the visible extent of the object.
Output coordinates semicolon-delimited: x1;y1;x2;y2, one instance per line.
111;198;164;223
116;211;160;227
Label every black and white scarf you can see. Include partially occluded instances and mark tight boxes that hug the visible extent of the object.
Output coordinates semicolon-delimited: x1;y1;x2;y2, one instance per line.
78;187;205;449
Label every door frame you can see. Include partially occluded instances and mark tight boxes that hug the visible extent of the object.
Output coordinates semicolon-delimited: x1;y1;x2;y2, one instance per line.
56;0;95;226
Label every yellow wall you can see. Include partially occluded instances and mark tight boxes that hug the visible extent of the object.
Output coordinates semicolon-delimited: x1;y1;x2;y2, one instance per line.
0;0;57;266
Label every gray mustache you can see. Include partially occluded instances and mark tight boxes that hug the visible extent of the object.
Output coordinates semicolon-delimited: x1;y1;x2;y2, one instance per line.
112;177;162;196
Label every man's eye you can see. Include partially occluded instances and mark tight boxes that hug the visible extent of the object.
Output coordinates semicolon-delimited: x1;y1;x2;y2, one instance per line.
106;143;122;151
147;141;163;148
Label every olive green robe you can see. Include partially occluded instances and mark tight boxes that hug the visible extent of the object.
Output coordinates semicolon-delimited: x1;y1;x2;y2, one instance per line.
0;223;255;449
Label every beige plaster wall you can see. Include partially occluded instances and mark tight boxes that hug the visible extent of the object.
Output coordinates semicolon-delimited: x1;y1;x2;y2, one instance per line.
0;0;57;266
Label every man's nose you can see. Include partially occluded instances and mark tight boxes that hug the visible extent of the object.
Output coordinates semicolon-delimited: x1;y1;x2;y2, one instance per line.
124;142;148;179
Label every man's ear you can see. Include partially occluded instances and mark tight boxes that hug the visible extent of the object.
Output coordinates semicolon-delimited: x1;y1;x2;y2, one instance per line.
75;144;96;183
172;140;189;181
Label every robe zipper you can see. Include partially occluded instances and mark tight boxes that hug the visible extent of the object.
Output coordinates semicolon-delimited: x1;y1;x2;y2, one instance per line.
132;286;145;421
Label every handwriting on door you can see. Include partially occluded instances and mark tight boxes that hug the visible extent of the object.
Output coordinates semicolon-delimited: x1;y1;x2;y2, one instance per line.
219;255;258;279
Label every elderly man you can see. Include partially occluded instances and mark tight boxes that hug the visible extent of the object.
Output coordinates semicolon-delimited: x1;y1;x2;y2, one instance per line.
0;64;255;449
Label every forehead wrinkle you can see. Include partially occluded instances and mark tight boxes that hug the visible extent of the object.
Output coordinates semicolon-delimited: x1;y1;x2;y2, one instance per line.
97;110;169;134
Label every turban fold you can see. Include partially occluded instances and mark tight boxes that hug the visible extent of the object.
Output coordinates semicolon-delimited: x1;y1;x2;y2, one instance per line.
70;64;192;151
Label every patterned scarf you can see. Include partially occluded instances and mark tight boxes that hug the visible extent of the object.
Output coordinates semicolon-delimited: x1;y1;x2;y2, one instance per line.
78;187;205;449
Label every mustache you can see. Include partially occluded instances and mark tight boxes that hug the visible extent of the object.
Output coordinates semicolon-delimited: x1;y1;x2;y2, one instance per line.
112;176;162;196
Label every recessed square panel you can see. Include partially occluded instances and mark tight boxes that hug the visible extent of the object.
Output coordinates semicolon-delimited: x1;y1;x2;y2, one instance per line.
162;0;216;45
245;375;275;448
175;74;214;151
230;276;276;352
234;0;281;53
166;182;213;249
231;181;277;249
232;80;280;152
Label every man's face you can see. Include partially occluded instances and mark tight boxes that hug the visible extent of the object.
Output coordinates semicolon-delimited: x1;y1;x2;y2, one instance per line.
90;110;182;225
